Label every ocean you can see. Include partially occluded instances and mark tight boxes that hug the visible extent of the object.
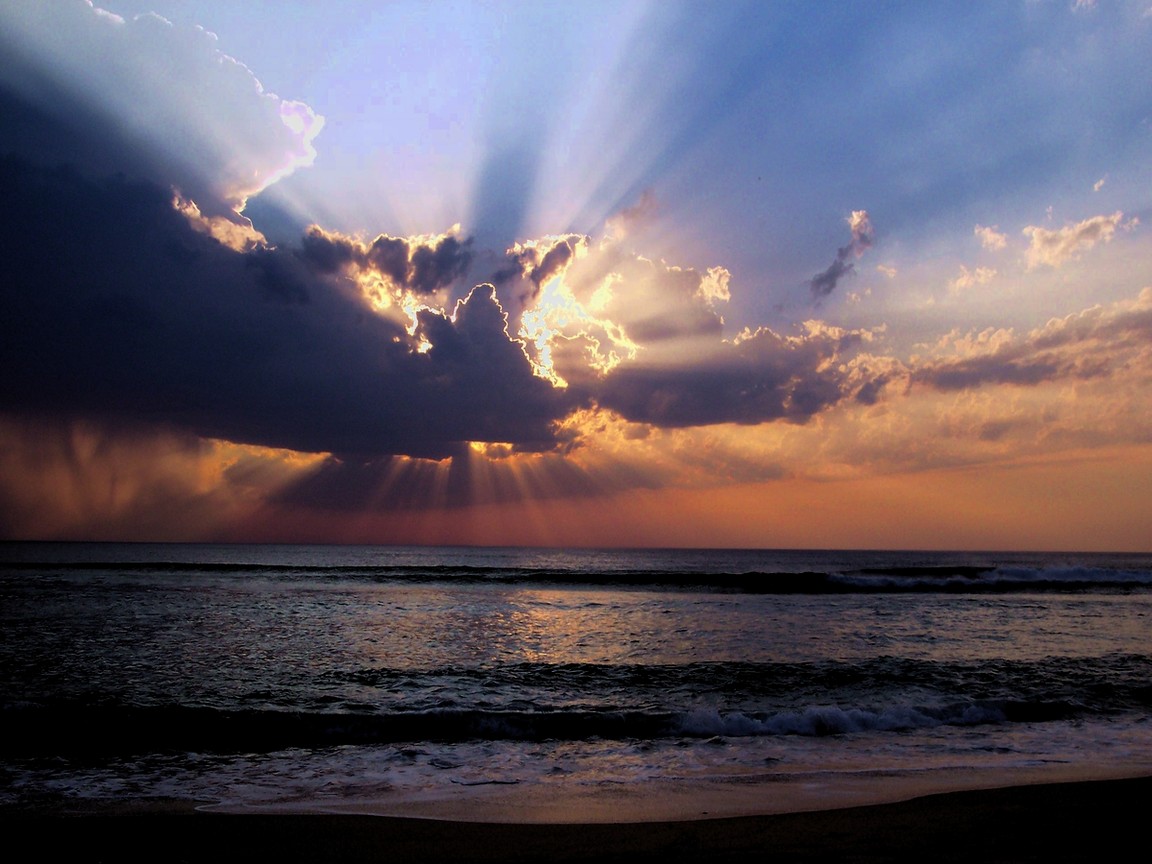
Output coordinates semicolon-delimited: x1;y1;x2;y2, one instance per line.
2;543;1151;820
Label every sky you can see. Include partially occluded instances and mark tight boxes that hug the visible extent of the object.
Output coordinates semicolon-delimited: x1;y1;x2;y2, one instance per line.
2;0;1151;550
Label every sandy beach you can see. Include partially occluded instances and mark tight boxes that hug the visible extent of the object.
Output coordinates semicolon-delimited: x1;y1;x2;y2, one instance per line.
5;775;1149;863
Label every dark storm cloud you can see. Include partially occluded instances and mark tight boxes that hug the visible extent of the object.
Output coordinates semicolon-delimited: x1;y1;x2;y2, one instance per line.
0;2;322;218
594;326;871;427
368;235;413;286
809;211;874;299
0;6;891;470
298;227;361;272
410;234;474;294
0;156;575;459
300;226;473;295
0;79;169;197
0;73;876;471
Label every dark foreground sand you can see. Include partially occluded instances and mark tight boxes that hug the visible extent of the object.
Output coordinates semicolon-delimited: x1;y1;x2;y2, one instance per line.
4;776;1149;863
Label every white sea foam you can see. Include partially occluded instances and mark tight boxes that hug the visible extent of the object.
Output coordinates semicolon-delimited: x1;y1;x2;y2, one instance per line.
10;717;1152;820
676;702;1008;738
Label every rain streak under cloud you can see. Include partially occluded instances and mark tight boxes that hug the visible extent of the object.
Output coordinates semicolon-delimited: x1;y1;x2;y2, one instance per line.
2;0;1152;550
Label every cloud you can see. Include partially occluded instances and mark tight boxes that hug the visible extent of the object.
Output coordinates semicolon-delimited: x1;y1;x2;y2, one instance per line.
0;0;323;218
808;210;874;299
949;265;997;293
0;157;575;460
173;193;266;252
974;224;1008;251
1022;211;1135;269
696;267;731;307
496;234;588;304
593;322;880;427
0;52;892;485
911;288;1152;392
486;217;887;431
300;225;474;296
538;237;730;357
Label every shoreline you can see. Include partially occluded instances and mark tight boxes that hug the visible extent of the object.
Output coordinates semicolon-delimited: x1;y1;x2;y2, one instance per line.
6;774;1151;862
206;762;1152;824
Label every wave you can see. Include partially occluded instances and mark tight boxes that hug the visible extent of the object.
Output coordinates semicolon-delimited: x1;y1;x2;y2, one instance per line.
5;558;1152;593
9;656;1146;758
345;651;1152;684
15;649;1150;758
3;696;1088;759
333;655;1152;719
677;701;1054;737
835;565;1152;593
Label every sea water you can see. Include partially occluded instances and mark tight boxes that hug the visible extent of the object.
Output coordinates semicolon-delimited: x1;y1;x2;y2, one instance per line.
2;543;1151;819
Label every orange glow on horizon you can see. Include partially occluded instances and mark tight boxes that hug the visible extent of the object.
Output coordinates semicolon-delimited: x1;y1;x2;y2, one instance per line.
207;443;1152;552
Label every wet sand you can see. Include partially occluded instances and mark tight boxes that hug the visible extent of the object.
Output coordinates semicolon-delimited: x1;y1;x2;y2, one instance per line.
4;775;1149;862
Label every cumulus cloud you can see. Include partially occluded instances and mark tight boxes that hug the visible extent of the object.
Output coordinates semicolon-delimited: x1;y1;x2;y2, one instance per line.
496;234;588;303
911;288;1152;392
949;265;997;293
808;210;874;299
0;157;573;460
300;225;474;296
1022;211;1135;269
974;224;1008;251
539;236;730;355
696;267;731;307
498;219;884;429
0;0;323;218
0;57;885;481
594;322;880;427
